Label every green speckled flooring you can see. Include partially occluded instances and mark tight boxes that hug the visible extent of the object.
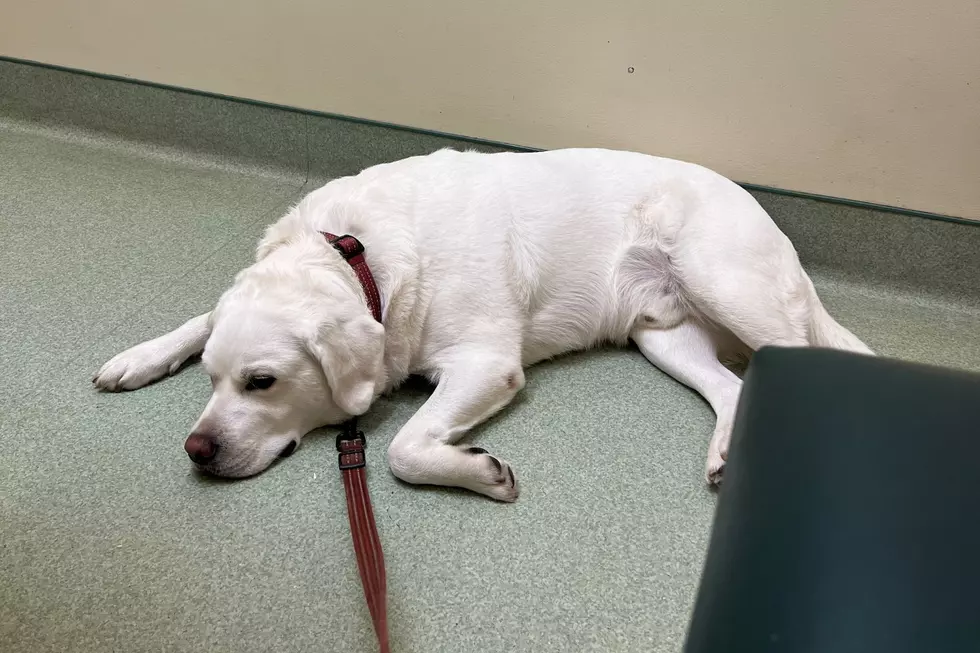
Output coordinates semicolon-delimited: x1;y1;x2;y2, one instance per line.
2;62;979;653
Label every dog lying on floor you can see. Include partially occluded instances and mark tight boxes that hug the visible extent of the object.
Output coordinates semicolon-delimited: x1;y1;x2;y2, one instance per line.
93;148;872;499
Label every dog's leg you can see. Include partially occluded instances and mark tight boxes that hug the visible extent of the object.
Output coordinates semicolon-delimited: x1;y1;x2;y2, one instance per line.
93;313;211;391
387;349;525;502
632;320;741;485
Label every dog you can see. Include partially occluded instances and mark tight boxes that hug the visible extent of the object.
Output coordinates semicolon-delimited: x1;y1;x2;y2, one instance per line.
93;148;872;499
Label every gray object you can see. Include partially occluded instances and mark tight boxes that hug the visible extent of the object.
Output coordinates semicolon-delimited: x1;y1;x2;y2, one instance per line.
686;348;980;652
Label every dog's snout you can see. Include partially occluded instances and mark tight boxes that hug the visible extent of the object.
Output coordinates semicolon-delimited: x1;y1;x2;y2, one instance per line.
184;432;219;465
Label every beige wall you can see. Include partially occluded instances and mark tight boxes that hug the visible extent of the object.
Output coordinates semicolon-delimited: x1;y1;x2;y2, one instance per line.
2;0;978;219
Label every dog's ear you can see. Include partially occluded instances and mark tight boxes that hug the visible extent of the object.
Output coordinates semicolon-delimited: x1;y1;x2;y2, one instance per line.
309;315;385;415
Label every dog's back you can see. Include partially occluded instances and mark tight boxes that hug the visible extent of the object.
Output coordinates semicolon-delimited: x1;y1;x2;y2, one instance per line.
283;148;805;364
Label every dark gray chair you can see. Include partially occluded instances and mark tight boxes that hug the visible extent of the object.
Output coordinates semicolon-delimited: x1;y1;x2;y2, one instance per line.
684;347;980;653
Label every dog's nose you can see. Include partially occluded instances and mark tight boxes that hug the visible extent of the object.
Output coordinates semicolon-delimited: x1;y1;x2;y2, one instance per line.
184;432;219;465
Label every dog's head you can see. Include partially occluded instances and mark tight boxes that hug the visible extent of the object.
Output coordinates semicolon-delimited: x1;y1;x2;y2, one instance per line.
186;235;385;477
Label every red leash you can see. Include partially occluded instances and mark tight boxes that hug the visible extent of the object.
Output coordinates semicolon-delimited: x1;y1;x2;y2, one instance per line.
337;421;390;653
323;232;390;653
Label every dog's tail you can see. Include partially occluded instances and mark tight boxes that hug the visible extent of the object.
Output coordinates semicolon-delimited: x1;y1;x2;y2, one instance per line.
803;273;874;355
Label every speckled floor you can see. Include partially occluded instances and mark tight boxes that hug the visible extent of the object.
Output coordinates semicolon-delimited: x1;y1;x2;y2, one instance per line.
2;116;979;653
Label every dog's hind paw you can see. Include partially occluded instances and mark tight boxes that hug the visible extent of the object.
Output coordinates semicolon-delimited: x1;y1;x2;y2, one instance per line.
705;454;725;487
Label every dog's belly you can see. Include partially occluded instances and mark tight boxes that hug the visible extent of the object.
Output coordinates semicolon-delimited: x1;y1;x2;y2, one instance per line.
517;265;629;365
521;314;611;365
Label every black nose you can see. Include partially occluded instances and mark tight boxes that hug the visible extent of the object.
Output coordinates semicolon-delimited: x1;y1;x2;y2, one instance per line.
184;432;219;465
279;441;297;458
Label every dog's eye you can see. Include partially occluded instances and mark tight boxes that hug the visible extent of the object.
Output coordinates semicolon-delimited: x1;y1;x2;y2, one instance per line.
245;376;276;391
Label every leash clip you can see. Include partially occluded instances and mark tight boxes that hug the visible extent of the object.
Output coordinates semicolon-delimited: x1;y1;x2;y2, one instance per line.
337;421;366;470
329;234;365;261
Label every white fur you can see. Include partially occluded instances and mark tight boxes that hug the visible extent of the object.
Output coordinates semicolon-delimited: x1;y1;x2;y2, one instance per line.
93;148;872;497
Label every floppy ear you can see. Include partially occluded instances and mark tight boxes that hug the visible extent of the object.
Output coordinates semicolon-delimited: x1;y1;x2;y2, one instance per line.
309;315;385;415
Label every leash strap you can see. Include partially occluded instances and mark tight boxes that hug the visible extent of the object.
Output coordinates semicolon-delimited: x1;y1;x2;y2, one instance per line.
323;232;390;653
337;420;390;653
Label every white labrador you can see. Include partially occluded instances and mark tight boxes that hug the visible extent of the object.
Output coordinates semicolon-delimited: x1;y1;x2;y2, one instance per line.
93;148;871;499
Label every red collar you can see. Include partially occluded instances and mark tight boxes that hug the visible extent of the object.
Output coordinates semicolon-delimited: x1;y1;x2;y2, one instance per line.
321;233;383;323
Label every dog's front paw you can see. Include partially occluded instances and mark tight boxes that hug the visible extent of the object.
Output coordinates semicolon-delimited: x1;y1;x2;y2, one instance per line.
464;447;519;502
92;341;181;392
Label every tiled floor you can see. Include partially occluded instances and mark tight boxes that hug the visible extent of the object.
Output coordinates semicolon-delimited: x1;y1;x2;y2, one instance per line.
2;120;979;653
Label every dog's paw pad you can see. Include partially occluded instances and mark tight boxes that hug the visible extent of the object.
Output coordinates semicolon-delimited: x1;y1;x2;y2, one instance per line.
487;455;505;480
464;447;519;501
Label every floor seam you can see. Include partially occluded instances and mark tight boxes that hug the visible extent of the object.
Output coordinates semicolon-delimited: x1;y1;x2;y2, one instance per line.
8;185;309;420
76;189;308;360
0;117;307;185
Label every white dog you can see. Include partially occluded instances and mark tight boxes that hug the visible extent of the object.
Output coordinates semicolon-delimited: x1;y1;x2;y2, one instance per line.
93;148;871;499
